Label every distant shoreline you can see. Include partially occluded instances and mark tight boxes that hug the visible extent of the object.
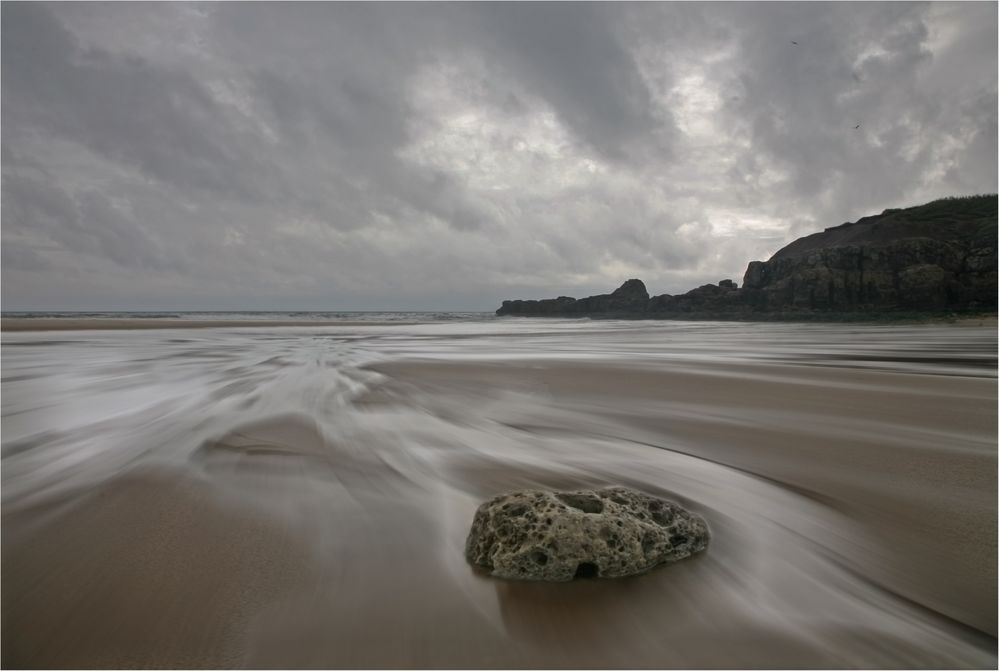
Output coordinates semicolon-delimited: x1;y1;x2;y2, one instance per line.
0;318;420;331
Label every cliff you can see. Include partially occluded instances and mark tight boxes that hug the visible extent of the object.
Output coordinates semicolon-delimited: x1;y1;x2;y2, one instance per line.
496;195;997;319
740;195;996;311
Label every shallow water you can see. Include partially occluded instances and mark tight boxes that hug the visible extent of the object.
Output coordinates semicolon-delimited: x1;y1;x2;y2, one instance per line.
2;319;996;668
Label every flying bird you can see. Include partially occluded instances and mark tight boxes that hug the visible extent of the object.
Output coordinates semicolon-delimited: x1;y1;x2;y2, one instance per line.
854;123;861;129
791;41;798;45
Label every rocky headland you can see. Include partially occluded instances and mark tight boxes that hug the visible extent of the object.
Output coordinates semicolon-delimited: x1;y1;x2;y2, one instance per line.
497;195;997;320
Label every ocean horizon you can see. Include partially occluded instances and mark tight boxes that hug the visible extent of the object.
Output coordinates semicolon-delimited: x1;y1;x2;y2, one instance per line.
1;310;498;322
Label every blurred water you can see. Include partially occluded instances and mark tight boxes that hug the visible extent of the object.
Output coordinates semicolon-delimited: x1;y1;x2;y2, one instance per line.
2;319;996;668
1;309;495;321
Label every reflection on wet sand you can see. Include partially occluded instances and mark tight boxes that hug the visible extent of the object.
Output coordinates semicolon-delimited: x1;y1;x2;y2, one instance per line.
1;320;996;668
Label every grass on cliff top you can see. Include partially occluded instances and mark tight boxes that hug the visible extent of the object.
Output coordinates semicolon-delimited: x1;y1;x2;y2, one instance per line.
889;194;997;227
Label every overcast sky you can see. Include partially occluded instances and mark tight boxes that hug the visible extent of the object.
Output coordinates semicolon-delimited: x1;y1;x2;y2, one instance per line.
2;2;996;310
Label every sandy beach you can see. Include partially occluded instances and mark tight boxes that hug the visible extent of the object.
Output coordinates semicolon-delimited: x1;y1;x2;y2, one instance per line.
2;320;996;668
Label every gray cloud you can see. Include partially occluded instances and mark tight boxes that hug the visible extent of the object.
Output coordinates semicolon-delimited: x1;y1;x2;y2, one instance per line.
2;2;268;201
2;1;995;310
2;168;178;273
702;2;997;230
466;2;667;161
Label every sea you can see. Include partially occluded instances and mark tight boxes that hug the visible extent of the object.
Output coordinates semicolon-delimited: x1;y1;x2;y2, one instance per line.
1;310;495;321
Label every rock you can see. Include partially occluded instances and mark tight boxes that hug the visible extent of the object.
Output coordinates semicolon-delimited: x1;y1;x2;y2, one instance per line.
497;295;576;316
611;278;650;301
571;279;650;315
649;281;745;314
465;487;709;581
496;280;649;317
742;261;767;290
897;264;953;309
740;195;997;312
495;195;997;318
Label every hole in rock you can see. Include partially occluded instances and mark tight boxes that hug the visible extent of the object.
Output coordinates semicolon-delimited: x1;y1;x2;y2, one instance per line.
530;550;549;566
574;562;599;579
670;534;688;547
651;510;674;526
556;493;604;514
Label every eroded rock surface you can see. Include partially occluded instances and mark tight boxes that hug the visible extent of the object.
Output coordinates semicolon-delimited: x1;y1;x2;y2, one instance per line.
465;487;709;581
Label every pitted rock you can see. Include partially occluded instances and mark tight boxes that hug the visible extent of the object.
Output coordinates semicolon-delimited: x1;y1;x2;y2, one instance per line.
465;487;709;581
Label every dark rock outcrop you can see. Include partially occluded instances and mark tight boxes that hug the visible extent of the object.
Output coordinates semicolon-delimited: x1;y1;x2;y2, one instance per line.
496;295;578;316
573;278;650;314
465;487;710;581
497;278;649;316
497;195;997;319
740;196;997;312
647;280;743;314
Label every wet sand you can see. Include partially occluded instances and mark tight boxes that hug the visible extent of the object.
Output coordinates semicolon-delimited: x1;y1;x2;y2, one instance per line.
2;322;996;668
363;360;998;633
